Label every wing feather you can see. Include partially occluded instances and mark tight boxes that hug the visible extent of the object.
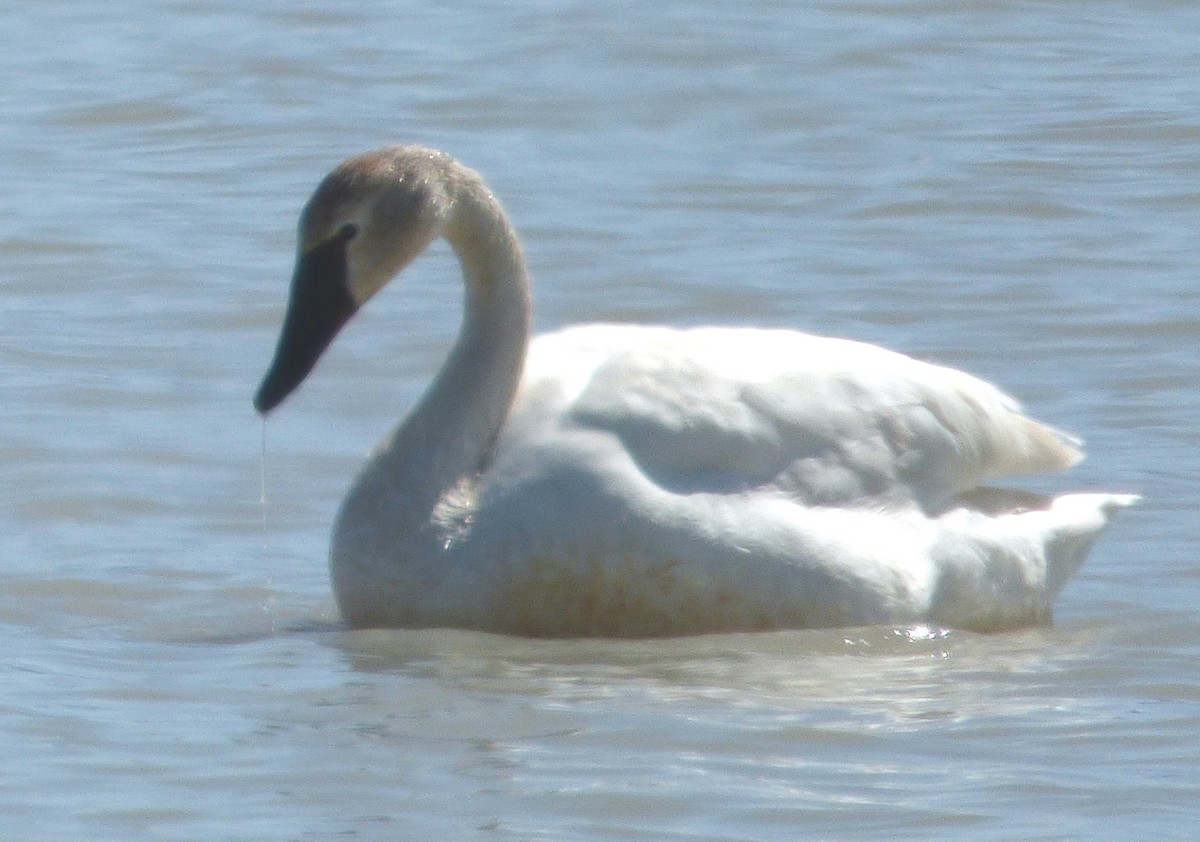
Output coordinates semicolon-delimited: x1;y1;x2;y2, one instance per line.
512;325;1081;510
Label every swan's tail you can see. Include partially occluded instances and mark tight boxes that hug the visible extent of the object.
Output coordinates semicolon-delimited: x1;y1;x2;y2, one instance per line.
1039;492;1139;598
932;492;1138;631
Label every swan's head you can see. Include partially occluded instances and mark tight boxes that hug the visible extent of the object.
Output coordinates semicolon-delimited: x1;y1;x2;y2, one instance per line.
254;147;456;414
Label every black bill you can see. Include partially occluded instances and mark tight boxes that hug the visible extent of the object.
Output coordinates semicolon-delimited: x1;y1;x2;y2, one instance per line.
254;227;359;414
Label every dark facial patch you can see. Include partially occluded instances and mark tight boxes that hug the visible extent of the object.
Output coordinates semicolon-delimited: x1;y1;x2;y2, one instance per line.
254;226;359;414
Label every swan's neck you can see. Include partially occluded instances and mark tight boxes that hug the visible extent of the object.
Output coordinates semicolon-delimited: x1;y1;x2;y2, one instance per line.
338;182;532;539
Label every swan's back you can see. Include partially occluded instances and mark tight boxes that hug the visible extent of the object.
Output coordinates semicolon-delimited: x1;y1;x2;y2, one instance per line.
502;324;1081;512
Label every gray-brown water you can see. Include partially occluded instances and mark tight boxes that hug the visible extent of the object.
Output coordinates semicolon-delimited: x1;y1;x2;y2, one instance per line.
3;1;1198;838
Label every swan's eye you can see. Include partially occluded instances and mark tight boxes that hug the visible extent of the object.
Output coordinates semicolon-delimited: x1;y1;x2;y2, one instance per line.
338;222;359;242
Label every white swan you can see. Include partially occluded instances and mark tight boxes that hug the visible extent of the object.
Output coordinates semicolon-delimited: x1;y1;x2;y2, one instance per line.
255;145;1135;636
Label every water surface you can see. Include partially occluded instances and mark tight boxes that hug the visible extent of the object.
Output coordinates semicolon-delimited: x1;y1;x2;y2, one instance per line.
2;1;1198;838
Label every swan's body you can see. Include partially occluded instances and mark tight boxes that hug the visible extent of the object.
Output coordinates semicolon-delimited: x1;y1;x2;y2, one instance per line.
255;145;1134;636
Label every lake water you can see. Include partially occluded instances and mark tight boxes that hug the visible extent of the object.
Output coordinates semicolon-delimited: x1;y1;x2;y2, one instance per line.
3;0;1198;838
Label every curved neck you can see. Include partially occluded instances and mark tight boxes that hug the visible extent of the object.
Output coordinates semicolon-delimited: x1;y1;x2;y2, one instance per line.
339;182;532;529
424;187;533;481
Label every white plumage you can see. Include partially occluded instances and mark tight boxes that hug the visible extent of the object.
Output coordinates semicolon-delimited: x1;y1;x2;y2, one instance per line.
255;145;1135;636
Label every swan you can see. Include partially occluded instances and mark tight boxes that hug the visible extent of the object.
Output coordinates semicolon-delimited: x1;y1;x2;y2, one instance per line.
254;145;1135;636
